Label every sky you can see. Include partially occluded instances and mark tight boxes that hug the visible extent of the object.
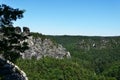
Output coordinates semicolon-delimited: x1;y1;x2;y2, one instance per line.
0;0;120;36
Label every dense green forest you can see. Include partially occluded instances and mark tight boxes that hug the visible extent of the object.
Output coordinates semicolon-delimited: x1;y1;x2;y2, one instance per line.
14;34;120;80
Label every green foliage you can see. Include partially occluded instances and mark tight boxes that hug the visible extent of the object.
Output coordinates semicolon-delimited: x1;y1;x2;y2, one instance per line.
0;4;27;62
1;31;119;80
0;3;119;80
4;34;119;80
31;32;46;40
0;4;25;27
103;62;120;80
16;58;98;80
16;56;120;80
47;35;120;80
0;26;28;62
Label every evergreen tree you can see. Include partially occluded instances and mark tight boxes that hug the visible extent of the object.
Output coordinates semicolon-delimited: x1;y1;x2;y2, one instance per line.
0;4;28;62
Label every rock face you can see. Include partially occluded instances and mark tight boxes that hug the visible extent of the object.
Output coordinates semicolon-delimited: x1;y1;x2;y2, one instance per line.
21;36;71;59
76;37;120;51
0;58;28;80
0;26;71;80
0;26;71;59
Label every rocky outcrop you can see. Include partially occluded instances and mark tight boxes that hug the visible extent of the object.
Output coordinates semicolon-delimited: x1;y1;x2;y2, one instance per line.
0;26;71;60
0;26;29;80
23;27;30;36
0;26;71;80
21;36;71;59
15;27;22;34
76;37;120;50
0;58;28;80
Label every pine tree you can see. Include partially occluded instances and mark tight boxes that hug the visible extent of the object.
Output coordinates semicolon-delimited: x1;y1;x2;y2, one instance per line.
0;4;28;62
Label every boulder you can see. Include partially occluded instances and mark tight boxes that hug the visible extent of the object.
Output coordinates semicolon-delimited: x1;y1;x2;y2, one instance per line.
23;27;30;36
15;27;21;34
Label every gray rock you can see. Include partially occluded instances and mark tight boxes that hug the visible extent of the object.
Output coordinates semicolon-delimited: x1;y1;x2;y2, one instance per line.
4;73;25;80
23;27;30;36
15;27;21;34
0;58;28;80
21;36;71;59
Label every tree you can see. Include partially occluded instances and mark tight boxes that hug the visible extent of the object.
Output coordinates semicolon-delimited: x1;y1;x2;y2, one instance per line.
0;4;28;62
0;4;24;27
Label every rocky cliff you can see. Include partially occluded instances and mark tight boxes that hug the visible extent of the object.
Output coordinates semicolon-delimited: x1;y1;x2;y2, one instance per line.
21;35;71;59
0;26;71;80
0;27;71;60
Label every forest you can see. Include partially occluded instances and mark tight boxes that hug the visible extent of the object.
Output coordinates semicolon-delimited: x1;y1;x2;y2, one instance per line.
15;34;120;80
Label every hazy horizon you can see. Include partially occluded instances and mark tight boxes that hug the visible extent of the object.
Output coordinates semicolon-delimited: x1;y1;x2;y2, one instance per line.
1;0;120;36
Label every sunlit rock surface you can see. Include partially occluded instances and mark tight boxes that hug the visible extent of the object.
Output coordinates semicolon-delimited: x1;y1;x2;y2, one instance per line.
21;36;71;59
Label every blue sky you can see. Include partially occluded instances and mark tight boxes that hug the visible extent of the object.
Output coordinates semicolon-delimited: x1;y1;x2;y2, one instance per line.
1;0;120;36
